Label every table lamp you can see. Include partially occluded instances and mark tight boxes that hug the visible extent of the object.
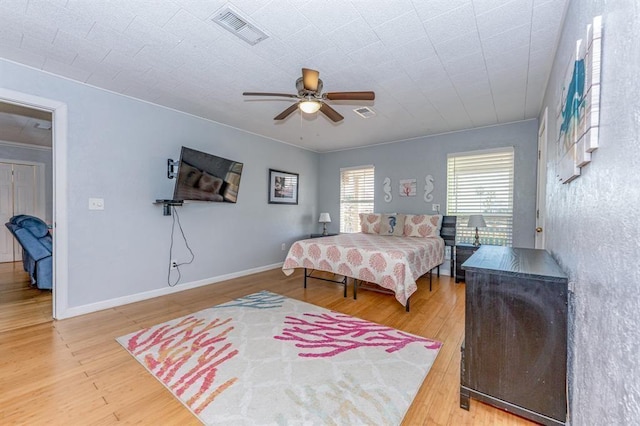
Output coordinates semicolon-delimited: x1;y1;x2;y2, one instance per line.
319;212;331;236
467;214;486;246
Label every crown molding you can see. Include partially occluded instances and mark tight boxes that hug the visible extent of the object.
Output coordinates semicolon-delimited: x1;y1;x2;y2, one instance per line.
0;139;52;151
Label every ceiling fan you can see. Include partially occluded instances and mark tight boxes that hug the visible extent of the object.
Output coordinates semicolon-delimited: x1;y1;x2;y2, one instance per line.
242;68;375;123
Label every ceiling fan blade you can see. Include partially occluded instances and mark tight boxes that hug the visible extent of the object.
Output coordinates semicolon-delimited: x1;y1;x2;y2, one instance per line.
301;68;320;91
320;103;344;122
243;92;299;98
274;103;300;120
324;91;375;101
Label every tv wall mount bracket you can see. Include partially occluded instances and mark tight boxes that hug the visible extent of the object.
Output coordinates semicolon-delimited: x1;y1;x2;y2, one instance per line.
155;199;183;216
167;159;179;179
154;159;183;216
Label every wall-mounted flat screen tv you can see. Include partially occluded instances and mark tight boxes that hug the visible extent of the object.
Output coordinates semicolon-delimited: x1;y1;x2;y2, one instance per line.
173;146;243;203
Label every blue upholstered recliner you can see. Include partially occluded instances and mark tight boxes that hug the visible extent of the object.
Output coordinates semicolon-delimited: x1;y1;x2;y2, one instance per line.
5;215;53;290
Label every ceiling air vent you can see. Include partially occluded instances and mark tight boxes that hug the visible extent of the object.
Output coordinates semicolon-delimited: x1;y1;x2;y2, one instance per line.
353;107;376;119
212;5;269;46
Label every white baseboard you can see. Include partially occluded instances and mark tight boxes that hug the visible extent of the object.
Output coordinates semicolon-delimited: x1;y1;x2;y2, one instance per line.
58;259;451;319
58;262;284;319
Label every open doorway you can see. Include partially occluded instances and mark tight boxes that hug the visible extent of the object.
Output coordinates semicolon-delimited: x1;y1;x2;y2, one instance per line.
0;102;53;331
0;88;68;326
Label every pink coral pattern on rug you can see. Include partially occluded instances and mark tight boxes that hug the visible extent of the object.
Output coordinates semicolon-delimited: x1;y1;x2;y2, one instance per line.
275;312;441;357
125;316;238;414
117;291;442;425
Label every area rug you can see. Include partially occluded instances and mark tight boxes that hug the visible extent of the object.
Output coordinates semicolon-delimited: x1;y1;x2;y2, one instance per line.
116;291;442;425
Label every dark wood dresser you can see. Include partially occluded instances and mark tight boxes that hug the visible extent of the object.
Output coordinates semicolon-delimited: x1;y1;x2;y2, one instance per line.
460;246;568;425
455;243;480;282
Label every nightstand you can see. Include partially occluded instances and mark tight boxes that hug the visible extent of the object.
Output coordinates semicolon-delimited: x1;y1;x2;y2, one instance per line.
309;233;338;238
455;244;480;283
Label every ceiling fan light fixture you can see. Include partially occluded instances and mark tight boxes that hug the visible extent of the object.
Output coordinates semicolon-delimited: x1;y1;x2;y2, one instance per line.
299;100;322;114
242;67;374;122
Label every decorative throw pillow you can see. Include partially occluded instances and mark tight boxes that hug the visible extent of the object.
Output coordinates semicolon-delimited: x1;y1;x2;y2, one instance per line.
359;213;382;234
403;214;443;237
379;214;405;236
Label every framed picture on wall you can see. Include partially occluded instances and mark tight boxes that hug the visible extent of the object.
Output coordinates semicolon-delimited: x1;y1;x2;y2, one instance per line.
399;178;417;197
268;169;299;204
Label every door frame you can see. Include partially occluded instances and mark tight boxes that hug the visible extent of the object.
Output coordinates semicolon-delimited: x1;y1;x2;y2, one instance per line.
535;107;548;249
0;88;68;319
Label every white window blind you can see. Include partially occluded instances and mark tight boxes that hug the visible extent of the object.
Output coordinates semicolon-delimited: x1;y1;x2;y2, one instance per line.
446;148;514;246
340;166;374;233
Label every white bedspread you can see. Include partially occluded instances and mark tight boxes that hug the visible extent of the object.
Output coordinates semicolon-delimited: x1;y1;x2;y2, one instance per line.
282;233;445;306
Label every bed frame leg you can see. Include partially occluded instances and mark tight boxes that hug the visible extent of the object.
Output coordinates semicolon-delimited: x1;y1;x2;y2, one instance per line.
406;297;410;312
304;268;307;289
429;269;432;291
437;265;440;277
343;276;347;298
353;279;358;299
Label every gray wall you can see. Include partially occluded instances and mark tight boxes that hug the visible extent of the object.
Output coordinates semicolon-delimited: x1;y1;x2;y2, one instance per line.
317;120;539;249
0;58;318;308
540;1;640;423
0;142;53;223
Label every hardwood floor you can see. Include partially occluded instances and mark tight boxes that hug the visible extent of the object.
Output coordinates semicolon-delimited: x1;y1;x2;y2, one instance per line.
0;266;536;425
0;261;52;333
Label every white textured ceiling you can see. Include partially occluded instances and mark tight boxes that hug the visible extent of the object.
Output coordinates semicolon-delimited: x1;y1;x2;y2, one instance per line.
0;0;568;152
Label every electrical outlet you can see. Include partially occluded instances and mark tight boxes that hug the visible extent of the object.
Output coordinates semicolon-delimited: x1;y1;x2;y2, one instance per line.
88;198;104;210
171;259;178;270
281;243;286;251
432;203;440;212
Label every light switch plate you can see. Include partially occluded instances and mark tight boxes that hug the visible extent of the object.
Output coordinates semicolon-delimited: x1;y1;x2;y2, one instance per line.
89;198;104;210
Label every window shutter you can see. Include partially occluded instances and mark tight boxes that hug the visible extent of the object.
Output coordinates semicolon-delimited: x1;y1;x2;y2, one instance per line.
446;148;514;246
340;166;375;233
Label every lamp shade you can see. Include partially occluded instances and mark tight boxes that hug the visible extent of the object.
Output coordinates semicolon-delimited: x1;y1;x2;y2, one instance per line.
467;214;486;228
318;212;331;223
299;100;322;114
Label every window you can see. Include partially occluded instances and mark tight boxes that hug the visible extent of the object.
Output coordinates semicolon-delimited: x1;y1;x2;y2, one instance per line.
340;165;374;233
447;147;514;246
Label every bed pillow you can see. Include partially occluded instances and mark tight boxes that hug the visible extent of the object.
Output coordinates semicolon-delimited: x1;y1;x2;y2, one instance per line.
359;213;382;234
379;214;405;236
403;214;443;237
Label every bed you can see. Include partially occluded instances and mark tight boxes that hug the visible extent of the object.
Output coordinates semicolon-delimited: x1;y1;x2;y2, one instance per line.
282;215;456;311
